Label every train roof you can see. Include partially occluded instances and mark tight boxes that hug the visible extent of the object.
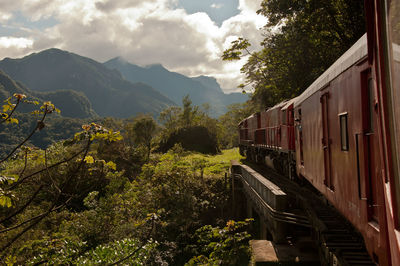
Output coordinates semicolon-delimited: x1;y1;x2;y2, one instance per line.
238;112;257;126
267;99;290;112
295;34;368;107
282;97;298;110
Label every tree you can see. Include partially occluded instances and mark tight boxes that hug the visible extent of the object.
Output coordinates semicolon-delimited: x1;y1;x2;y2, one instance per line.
181;95;198;128
131;115;157;161
218;102;256;148
0;94;123;261
159;106;182;135
223;0;365;109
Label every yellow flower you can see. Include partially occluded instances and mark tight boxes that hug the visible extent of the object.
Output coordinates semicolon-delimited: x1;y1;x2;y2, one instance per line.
13;93;26;100
84;155;95;164
82;124;91;131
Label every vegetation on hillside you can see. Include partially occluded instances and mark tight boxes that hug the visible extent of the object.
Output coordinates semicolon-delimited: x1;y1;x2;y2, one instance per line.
0;70;97;118
0;92;252;264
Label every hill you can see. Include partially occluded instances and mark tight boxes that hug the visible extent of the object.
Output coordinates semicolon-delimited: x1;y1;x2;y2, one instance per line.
0;49;175;118
0;70;97;118
104;57;248;117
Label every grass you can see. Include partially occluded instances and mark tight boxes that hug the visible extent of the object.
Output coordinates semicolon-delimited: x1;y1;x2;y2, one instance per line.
183;148;244;177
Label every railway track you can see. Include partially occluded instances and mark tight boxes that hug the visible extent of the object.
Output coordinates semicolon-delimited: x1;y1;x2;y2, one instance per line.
244;161;376;266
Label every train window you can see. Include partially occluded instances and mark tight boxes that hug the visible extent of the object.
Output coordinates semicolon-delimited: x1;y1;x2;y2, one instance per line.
339;114;349;151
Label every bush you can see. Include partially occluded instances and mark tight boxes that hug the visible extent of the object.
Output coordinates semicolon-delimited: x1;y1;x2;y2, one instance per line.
158;126;219;154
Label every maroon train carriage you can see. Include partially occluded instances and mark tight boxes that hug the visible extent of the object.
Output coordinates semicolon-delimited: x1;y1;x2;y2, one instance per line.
239;0;400;263
293;33;390;264
238;30;399;264
239;99;296;177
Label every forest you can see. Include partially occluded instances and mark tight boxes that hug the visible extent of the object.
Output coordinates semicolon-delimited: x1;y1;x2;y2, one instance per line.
0;93;254;265
0;0;366;264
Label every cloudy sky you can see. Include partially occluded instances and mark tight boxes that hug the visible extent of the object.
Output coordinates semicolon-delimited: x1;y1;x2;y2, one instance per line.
0;0;267;93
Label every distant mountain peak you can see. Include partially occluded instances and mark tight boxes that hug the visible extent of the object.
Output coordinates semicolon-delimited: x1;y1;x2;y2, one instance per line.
0;49;175;118
106;56;129;65
103;58;248;117
146;63;168;71
38;48;70;56
196;75;217;81
192;75;223;93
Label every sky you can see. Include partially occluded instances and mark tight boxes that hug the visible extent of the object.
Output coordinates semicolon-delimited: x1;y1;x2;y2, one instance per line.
0;0;267;93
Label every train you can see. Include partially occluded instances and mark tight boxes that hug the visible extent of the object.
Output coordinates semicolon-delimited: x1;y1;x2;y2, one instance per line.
238;0;400;264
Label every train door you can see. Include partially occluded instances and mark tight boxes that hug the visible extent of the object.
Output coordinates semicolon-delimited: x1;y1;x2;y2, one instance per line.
297;108;304;165
361;70;380;222
321;91;334;190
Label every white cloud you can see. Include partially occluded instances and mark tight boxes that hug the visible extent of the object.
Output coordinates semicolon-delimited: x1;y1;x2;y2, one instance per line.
0;0;267;92
0;12;12;22
0;36;33;48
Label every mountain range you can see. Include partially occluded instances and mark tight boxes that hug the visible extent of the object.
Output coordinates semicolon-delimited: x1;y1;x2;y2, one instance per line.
104;57;247;116
0;70;97;118
0;48;247;118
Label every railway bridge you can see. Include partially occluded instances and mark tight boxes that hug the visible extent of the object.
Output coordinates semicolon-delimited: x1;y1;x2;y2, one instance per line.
230;161;376;265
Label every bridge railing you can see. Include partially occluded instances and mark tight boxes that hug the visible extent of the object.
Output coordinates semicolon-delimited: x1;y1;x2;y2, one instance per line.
231;161;310;242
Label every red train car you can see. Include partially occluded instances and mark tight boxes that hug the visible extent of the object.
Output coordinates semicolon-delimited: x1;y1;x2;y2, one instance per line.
238;0;400;263
293;34;389;263
239;99;296;176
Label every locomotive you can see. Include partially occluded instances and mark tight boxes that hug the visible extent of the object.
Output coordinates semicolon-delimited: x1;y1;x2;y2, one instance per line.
238;0;400;264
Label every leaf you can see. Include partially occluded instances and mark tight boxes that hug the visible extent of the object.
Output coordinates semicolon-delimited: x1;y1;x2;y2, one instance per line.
0;195;12;208
5;255;16;266
84;155;95;164
5;117;19;124
105;161;117;170
2;104;11;112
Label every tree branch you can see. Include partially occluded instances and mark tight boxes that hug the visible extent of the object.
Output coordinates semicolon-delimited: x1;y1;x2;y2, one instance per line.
7;144;87;190
0;111;47;163
0;197;70;259
0;99;21;125
0;185;44;225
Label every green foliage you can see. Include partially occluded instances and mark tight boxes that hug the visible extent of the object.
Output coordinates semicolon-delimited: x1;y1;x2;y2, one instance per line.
129;115;158;161
159;106;182;135
0;70;97;119
158;96;221;153
223;0;365;109
222;37;252;61
184;148;243;177
75;238;158;265
186;219;253;265
34;90;97;118
181;95;198;128
0;88;242;264
217;102;256;148
158;126;219;154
